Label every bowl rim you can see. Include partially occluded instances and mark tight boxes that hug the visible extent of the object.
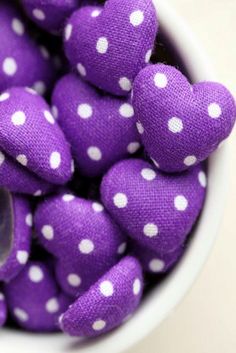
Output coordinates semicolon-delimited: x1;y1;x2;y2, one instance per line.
1;1;230;353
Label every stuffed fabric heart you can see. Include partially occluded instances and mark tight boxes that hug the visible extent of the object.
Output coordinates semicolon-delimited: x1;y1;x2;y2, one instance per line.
34;193;127;297
60;256;143;337
21;0;79;34
52;74;140;177
0;2;55;94
4;261;71;332
64;0;158;96
0;190;32;282
101;158;206;254
0;87;72;185
0;291;7;327
133;64;236;172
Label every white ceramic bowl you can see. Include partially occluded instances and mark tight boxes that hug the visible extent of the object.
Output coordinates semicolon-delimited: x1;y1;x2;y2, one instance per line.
0;1;229;352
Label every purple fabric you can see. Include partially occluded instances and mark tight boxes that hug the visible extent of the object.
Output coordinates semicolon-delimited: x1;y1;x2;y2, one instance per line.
34;193;127;297
21;0;79;34
0;291;7;327
52;73;140;177
0;87;72;185
64;0;158;96
0;192;32;282
101;158;206;254
133;64;236;172
0;2;55;94
60;256;143;337
4;261;71;332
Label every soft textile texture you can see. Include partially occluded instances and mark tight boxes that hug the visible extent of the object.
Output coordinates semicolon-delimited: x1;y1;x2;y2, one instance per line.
101;158;206;254
4;261;71;332
133;64;236;172
0;291;7;327
0;2;55;94
64;0;158;96
0;192;31;282
60;256;143;337
0;87;72;185
52;73;140;177
34;193;126;297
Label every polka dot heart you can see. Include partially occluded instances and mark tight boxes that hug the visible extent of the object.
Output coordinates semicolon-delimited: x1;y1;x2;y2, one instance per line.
101;159;206;254
133;63;236;172
64;0;158;96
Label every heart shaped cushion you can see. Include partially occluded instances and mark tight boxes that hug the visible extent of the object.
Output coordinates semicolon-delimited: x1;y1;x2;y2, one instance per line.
101;158;206;254
60;256;143;337
133;64;236;172
64;0;158;96
4;261;71;332
52;73;140;177
0;87;72;185
34;193;127;297
0;291;7;327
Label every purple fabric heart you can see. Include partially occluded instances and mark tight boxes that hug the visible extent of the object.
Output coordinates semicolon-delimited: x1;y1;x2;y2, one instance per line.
4;261;71;332
52;74;140;177
60;256;143;337
101;158;206;254
21;0;79;34
0;291;7;327
0;87;72;185
0;190;32;282
0;2;55;94
34;193;127;297
133;64;236;172
64;0;158;96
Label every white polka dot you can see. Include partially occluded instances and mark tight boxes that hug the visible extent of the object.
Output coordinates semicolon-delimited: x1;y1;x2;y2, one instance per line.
91;9;101;17
32;8;46;21
184;155;197;166
12;18;25;35
117;242;127;255
149;259;165;272
92;319;106;331
130;10;144;27
154;73;168;88
14;308;28;322
119;103;134;118
44;110;55;124
40;46;50;59
71;160;75;173
25;87;37;95
78;239;94;254
198;171;207;187
113;193;128;208
67;273;81;287
16;154;28;166
133;278;141;295
136;121;144;134
45;298;59;313
0;151;5;166
34;189;42;196
25;213;33;227
100;280;114;297
11;111;26;126
208;103;222;118
141;168;156;181
65;23;72;41
51;105;58;119
151;158;160;168
32;81;46;95
0;292;4;301
3;57;17;76
145;49;152;63
28;265;44;283
42;225;54;240
87;146;102;161
174;195;188;211
127;142;140;154
92;202;104;212
62;194;75;202
96;37;109;54
119;77;132;92
77;104;93;119
16;250;29;265
77;63;86;77
0;92;10;102
50;151;61;169
168;117;183;133
143;223;158;237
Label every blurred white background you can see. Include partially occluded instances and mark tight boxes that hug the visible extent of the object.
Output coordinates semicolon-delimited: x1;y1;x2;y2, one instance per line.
127;1;236;352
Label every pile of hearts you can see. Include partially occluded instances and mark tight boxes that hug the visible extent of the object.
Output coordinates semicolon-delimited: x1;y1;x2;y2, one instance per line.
0;0;235;339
